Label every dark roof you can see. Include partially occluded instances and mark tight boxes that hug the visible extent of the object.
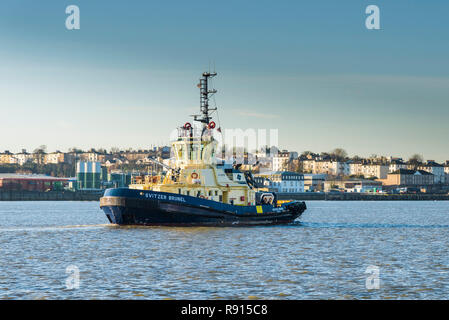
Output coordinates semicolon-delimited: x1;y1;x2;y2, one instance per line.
421;161;443;167
255;171;304;178
416;170;434;175
390;169;433;176
390;169;415;175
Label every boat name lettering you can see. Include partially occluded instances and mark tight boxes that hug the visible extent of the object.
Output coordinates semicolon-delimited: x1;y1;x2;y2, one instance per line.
144;193;186;202
144;193;167;200
168;195;186;202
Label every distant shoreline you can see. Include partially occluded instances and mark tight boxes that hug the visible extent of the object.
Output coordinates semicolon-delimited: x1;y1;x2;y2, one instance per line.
1;190;449;201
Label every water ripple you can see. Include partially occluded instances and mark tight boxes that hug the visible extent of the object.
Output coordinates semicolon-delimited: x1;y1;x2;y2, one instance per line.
0;200;448;299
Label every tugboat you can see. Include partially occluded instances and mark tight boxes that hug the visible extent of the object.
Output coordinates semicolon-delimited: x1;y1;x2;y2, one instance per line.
100;71;306;226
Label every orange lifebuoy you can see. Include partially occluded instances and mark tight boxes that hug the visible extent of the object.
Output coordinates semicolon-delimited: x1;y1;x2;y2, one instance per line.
199;195;206;199
184;122;192;130
208;121;216;129
191;172;198;179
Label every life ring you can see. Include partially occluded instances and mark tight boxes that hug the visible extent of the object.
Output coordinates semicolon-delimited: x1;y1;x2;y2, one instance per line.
191;172;198;179
208;121;216;129
199;195;206;199
184;122;192;130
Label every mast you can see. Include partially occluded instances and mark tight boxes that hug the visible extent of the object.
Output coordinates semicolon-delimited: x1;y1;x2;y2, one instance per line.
194;72;217;126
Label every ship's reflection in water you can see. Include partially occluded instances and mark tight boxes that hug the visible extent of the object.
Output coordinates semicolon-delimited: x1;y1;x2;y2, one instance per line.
0;200;448;299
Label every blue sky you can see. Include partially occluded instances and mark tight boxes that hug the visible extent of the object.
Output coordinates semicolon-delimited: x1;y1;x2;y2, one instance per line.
1;0;448;161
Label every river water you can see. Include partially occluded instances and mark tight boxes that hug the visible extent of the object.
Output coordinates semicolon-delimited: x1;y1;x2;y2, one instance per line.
0;201;448;299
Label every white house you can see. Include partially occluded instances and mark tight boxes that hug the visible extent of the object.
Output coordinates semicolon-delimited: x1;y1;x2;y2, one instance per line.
44;152;73;164
301;159;316;173
417;161;445;183
389;159;407;173
11;152;34;165
350;162;388;179
272;151;298;172
313;160;349;176
255;171;304;193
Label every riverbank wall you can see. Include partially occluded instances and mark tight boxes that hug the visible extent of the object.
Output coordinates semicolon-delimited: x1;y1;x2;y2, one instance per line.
277;192;449;201
0;191;102;201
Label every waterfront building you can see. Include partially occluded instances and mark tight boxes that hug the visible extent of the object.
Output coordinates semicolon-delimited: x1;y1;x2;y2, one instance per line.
416;161;445;184
255;171;304;193
324;179;383;193
0;173;69;191
303;173;326;192
379;169;434;186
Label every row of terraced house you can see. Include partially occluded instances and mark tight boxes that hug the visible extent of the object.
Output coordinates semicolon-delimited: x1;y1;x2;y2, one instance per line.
271;152;449;186
0;147;171;167
1;147;449;192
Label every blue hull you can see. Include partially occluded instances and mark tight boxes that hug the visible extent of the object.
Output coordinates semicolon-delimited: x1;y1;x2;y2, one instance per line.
100;188;306;226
